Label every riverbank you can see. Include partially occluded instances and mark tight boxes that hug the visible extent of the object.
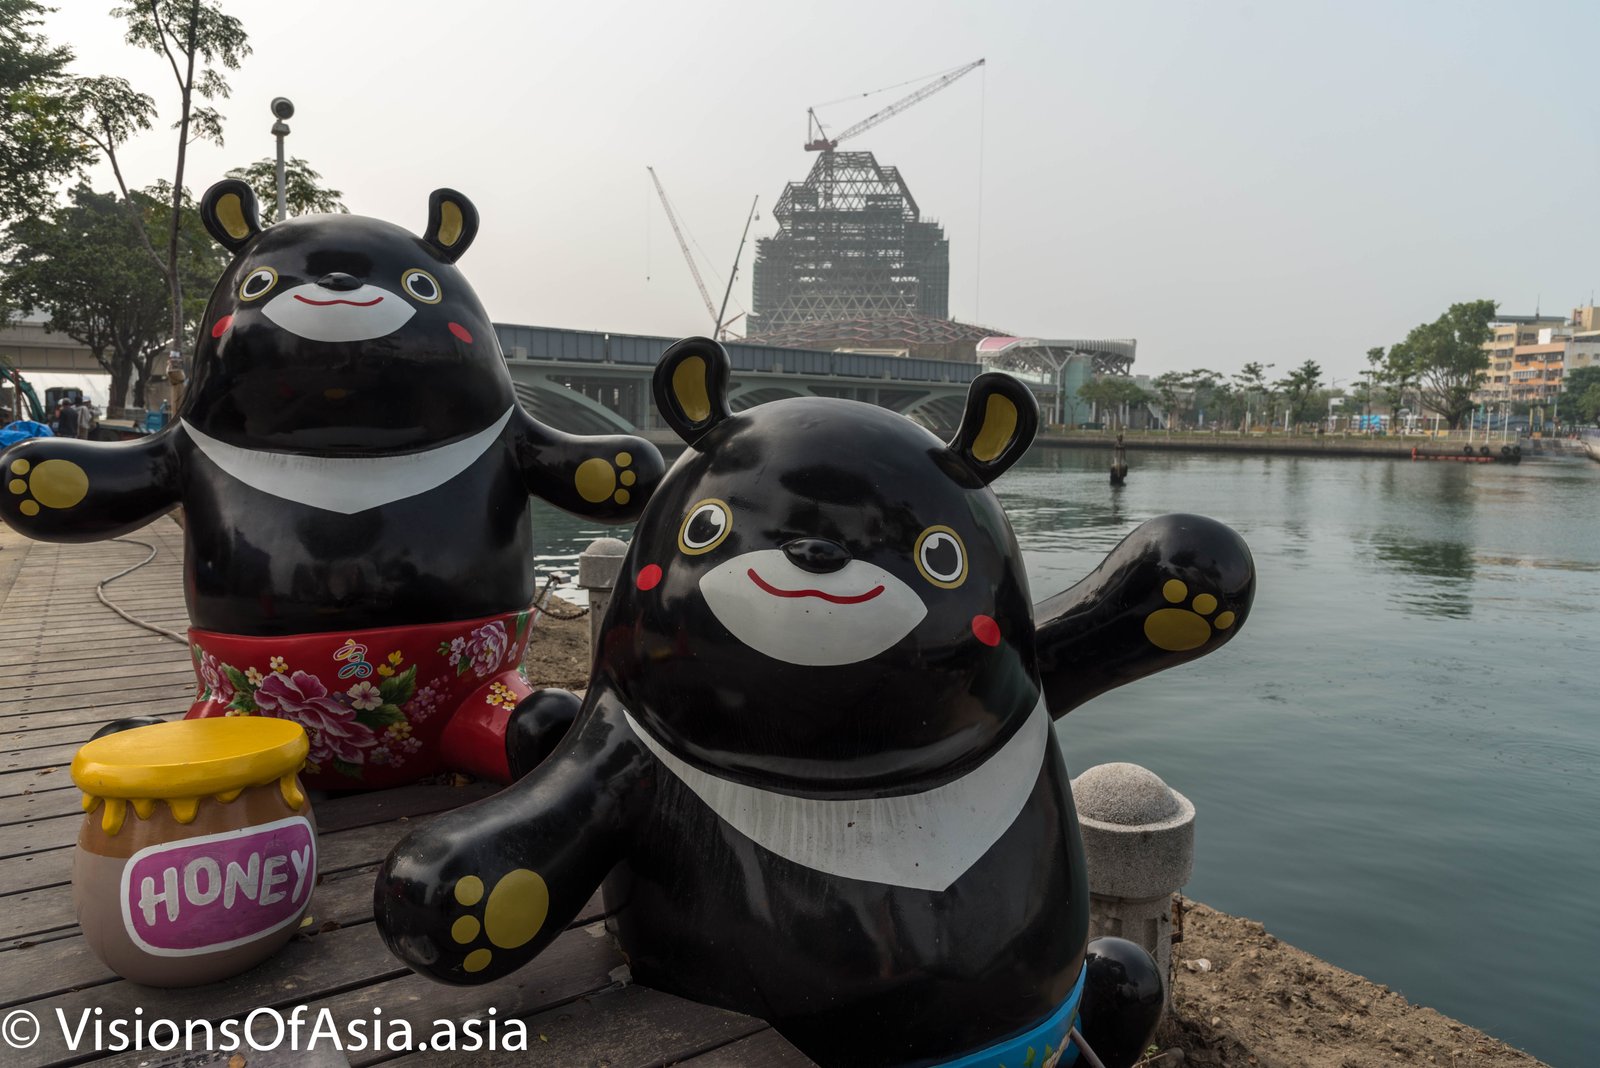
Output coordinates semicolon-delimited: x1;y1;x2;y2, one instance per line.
520;608;1550;1068
1034;429;1579;462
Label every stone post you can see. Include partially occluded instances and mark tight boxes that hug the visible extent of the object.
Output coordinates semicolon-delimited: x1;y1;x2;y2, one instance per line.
1071;762;1195;1007
577;537;629;656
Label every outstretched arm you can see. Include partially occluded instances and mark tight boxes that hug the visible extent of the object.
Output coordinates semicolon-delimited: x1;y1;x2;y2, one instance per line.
511;408;665;522
1035;513;1255;717
375;688;655;984
0;430;182;542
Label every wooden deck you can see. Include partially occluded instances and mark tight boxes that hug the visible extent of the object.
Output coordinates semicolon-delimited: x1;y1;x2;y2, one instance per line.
0;518;812;1067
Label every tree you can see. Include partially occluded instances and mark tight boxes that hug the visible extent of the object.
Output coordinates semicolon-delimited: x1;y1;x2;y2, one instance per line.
1233;361;1275;429
1077;376;1155;427
224;157;345;221
1565;366;1600;427
1273;359;1323;427
1389;300;1495;429
0;184;223;408
0;1;89;230
1151;371;1185;430
73;1;250;375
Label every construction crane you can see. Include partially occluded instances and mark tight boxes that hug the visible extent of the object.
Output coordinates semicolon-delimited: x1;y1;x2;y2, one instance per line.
805;58;986;153
0;356;46;423
647;166;717;333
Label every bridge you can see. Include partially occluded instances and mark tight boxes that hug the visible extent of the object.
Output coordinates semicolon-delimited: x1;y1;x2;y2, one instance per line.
496;324;982;437
5;318;1129;438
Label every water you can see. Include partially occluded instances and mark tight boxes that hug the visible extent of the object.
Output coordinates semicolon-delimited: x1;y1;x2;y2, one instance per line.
530;447;1600;1067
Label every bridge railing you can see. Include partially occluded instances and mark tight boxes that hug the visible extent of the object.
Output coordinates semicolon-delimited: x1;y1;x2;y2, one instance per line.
494;323;981;386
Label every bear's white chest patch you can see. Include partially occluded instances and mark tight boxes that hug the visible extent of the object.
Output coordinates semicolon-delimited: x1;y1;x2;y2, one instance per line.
181;408;512;514
625;699;1049;892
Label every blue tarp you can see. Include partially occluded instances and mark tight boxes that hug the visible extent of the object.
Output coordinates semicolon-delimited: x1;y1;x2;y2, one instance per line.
0;421;54;448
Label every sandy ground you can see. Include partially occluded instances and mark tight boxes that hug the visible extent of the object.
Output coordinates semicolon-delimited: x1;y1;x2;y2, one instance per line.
520;609;1550;1068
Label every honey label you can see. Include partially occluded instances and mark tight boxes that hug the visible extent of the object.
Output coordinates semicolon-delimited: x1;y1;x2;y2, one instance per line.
119;815;316;956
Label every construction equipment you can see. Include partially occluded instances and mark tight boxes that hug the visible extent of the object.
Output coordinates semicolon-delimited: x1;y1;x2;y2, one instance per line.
715;196;760;341
647;167;718;333
805;59;985;153
0;356;46;423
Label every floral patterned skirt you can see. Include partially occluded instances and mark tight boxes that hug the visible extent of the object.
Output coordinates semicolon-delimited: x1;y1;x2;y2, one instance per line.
186;610;537;791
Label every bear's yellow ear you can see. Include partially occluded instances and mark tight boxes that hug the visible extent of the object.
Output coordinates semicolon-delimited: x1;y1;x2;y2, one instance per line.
948;372;1038;483
200;180;262;253
653;337;732;447
424;189;478;263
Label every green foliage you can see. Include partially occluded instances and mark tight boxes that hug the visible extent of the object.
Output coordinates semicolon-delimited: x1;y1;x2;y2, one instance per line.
224;157;346;222
0;184;223;408
1385;300;1495;428
1273;359;1324;425
1077;376;1154;426
0;1;89;230
1566;366;1600;426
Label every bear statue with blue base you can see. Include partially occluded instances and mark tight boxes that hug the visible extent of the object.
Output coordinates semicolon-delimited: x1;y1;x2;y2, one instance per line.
374;338;1255;1067
0;181;664;791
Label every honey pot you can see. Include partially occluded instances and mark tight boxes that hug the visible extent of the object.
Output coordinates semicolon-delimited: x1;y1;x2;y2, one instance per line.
70;718;317;986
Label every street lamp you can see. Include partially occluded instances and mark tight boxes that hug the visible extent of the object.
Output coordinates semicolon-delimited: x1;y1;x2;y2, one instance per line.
270;97;294;223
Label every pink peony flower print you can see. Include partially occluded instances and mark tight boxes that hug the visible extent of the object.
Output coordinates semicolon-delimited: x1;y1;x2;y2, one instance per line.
464;621;510;678
198;652;235;706
255;669;376;766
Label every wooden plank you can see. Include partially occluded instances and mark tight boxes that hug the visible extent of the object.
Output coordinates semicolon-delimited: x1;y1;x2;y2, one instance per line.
382;985;771;1068
0;638;186;670
2;681;198;719
0;788;502;920
0;670;196;708
13;920;621;1068
0;782;84;827
0;765;73;801
0;873;609;1014
675;1027;818;1067
2;712;183;755
1;705;181;734
3;876;610;1016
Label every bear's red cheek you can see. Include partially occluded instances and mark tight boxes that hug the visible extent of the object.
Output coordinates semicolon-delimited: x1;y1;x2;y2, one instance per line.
448;322;473;343
211;314;233;338
636;564;663;591
972;614;1000;647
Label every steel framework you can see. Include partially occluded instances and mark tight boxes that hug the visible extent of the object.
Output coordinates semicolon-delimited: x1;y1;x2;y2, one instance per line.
750;152;949;332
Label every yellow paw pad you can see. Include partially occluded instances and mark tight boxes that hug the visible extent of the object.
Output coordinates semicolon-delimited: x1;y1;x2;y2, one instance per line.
7;457;89;517
575;451;635;506
1144;579;1234;652
447;868;550;975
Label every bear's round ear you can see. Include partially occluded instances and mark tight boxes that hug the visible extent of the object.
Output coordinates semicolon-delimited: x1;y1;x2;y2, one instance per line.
653;337;732;447
423;189;478;263
200;180;262;253
948;372;1039;483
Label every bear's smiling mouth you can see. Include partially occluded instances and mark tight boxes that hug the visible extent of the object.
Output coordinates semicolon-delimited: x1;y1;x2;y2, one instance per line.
699;550;927;666
293;294;384;307
746;569;884;605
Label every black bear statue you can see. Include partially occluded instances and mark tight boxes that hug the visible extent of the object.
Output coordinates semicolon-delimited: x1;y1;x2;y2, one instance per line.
0;181;664;790
375;338;1255;1066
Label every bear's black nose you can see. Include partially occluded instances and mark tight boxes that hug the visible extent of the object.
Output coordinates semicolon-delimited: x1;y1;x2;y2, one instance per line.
782;538;851;574
316;272;362;291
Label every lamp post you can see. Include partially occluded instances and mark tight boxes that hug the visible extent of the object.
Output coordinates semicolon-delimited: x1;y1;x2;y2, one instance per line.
270;97;294;223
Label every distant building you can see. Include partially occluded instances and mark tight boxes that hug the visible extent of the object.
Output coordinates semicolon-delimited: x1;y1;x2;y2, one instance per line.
750;151;949;334
1477;308;1600;406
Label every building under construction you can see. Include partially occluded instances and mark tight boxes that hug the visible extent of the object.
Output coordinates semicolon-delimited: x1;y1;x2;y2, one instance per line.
749;151;950;335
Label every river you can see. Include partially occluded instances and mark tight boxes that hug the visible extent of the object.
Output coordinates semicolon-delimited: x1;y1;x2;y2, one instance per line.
529;446;1600;1067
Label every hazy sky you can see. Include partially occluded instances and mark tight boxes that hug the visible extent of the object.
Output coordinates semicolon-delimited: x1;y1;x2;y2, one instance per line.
42;0;1600;386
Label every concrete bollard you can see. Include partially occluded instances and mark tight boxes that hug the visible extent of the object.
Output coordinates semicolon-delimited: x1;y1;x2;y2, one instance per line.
1072;762;1195;1006
577;537;629;656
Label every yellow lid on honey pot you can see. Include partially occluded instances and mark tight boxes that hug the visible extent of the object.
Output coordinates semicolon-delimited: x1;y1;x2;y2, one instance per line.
71;718;309;834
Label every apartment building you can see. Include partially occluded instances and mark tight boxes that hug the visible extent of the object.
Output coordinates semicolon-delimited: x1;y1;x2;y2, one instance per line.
1477;307;1600;404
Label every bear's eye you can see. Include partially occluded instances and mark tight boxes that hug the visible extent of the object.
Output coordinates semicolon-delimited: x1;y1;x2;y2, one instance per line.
238;267;277;301
915;525;967;588
401;268;442;304
679;499;732;555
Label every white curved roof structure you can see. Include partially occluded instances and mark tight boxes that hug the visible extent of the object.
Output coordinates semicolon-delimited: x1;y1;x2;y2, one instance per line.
975;336;1137;377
